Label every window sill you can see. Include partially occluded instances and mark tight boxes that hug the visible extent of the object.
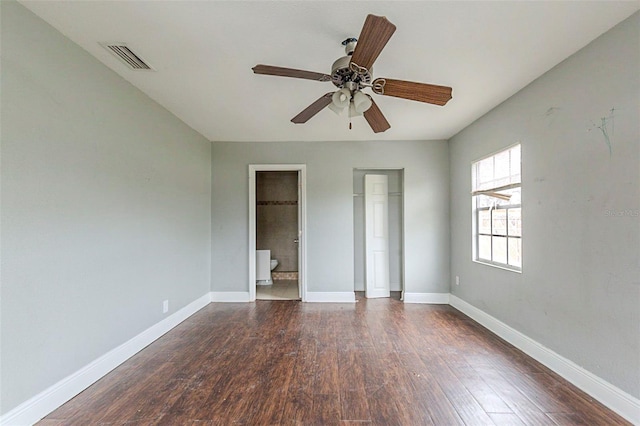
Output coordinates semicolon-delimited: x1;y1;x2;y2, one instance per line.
473;259;522;274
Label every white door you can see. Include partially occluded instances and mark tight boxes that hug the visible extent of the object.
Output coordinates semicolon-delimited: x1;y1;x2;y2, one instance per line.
365;175;390;298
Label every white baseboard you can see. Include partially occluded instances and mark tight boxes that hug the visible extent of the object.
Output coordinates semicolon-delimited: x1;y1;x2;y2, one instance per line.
449;295;640;424
210;291;250;302
403;292;450;304
354;283;402;292
306;291;356;303
0;293;212;426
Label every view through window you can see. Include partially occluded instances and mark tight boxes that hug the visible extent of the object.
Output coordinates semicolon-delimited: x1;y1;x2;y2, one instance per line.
472;144;521;270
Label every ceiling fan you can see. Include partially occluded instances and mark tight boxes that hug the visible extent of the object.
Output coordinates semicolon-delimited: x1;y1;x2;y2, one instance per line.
252;14;453;133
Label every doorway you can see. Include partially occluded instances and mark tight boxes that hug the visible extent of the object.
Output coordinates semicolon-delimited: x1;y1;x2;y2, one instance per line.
249;165;307;302
353;169;404;300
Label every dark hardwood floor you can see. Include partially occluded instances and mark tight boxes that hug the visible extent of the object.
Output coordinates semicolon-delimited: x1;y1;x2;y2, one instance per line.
38;294;629;425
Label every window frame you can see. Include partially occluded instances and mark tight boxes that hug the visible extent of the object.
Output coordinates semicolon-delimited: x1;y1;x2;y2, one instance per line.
471;144;522;272
474;204;522;271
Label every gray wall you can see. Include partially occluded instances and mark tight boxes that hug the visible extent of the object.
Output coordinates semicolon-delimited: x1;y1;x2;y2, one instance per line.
0;1;212;414
211;140;449;294
449;12;639;398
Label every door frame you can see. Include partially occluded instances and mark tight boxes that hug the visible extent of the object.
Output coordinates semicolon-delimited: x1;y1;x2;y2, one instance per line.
248;164;307;302
354;168;405;299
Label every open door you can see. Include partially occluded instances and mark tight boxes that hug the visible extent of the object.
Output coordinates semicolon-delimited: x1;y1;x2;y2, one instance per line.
365;174;390;298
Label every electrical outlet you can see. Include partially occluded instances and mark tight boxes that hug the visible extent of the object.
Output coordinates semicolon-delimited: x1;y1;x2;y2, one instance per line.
455;276;460;286
163;300;169;314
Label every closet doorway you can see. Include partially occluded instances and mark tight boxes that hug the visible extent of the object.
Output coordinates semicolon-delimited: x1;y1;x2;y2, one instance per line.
353;169;404;300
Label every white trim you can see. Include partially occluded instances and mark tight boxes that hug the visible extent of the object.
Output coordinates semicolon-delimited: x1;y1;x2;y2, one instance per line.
0;293;211;426
449;295;640;424
248;165;307;302
470;142;522;168
353;168;406;298
472;259;522;274
403;292;450;304
210;291;251;303
305;292;356;303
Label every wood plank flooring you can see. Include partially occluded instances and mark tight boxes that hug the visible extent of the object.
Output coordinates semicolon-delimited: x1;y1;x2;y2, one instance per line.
38;294;630;425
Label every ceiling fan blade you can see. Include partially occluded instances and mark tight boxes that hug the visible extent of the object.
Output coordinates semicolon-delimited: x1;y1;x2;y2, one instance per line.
252;64;332;82
363;97;391;133
350;15;396;72
291;93;333;124
374;78;452;106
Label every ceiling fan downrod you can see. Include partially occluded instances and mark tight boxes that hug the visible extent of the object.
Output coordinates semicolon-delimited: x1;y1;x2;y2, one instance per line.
341;37;358;55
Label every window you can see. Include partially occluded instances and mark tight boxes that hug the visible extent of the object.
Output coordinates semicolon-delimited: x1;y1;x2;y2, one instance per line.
472;144;521;270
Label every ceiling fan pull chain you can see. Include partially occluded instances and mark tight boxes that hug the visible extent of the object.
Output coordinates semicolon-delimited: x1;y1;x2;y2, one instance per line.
348;99;354;130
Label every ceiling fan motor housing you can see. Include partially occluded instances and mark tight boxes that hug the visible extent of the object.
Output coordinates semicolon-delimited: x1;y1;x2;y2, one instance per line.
330;39;373;90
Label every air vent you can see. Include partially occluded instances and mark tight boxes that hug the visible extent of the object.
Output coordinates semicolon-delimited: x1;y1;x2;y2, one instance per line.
101;43;154;71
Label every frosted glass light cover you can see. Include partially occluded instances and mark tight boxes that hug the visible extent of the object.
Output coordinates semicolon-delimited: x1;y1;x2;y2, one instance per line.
353;90;372;113
332;88;351;108
328;102;344;115
349;102;362;117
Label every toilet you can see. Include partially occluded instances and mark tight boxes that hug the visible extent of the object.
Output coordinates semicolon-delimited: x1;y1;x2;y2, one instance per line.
256;250;278;285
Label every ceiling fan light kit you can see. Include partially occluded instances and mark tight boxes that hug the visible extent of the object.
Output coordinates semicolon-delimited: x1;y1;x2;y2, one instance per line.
252;14;453;133
328;101;344;115
353;90;372;114
331;87;352;110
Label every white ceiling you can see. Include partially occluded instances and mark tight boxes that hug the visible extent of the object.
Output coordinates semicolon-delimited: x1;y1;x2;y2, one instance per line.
20;1;639;142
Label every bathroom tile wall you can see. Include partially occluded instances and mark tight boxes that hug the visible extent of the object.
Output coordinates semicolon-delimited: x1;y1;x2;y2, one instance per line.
256;171;298;271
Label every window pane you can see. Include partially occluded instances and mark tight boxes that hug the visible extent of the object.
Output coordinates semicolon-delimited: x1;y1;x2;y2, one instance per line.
472;144;521;271
508;237;522;267
492;236;507;264
476;157;494;190
508;208;521;237
476;194;494;208
494;150;510;187
493;190;516;207
472;144;521;191
505;187;521;205
478;210;491;234
478;235;491;260
492;209;507;236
